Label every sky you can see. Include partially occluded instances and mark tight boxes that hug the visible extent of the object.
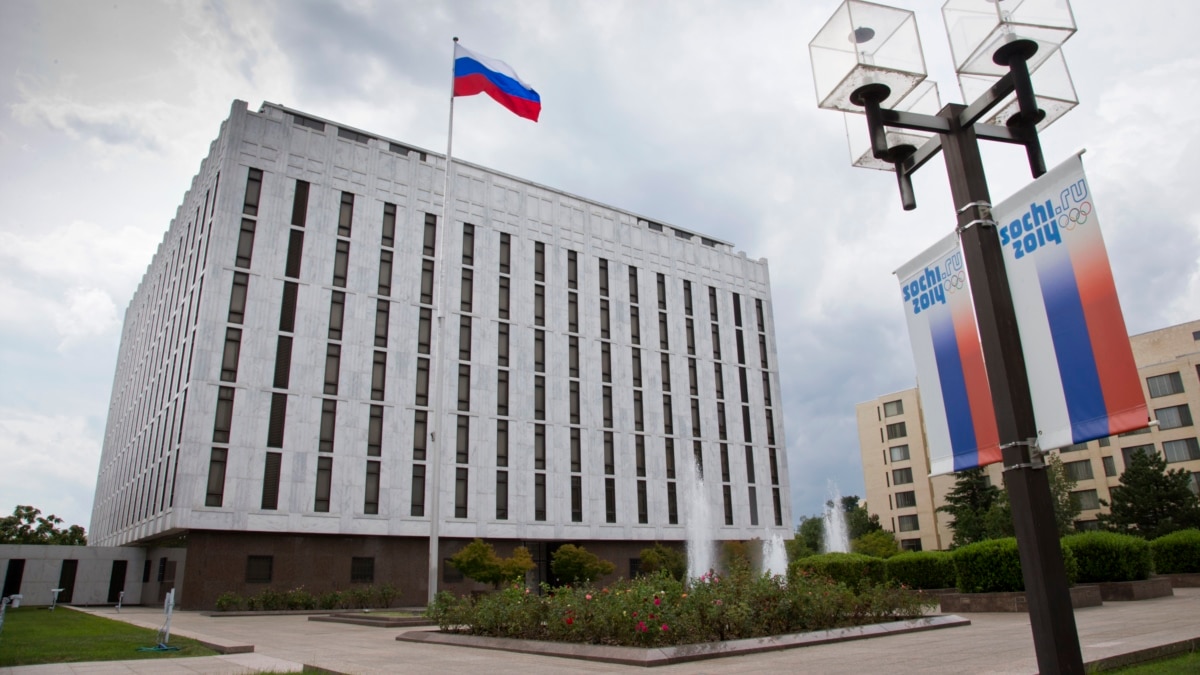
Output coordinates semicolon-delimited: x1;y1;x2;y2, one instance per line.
1;0;1198;533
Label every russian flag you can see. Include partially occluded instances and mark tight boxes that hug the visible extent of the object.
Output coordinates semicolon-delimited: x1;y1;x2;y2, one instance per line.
453;43;541;122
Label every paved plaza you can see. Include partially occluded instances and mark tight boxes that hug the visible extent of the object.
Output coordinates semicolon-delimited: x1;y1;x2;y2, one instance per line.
2;589;1198;674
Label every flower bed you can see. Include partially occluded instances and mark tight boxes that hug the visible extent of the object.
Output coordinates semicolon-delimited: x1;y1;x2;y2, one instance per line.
426;569;936;648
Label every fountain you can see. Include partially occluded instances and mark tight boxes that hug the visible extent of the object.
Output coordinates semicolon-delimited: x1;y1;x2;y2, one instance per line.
822;480;851;553
760;532;788;577
685;461;715;579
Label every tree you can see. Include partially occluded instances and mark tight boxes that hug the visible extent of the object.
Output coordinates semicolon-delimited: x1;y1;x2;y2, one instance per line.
797;516;824;553
852;529;900;558
985;453;1080;539
937;468;1000;548
1098;450;1200;539
0;505;87;545
447;539;535;588
842;495;883;540
551;544;615;584
639;543;687;580
785;534;815;562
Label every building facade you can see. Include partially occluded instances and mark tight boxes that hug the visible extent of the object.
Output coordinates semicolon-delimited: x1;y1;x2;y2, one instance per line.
90;101;791;608
858;319;1200;549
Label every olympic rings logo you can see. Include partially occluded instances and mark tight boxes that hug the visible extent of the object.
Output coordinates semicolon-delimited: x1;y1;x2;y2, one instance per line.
944;272;967;293
1059;201;1092;231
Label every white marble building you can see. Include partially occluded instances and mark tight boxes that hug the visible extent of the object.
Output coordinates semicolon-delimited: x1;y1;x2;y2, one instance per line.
89;101;790;607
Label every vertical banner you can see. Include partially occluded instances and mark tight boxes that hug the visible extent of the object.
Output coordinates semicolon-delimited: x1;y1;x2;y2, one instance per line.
896;233;1001;475
994;154;1148;449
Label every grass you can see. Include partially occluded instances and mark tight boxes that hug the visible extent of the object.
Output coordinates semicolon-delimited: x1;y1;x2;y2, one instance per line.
1102;650;1200;674
0;606;219;667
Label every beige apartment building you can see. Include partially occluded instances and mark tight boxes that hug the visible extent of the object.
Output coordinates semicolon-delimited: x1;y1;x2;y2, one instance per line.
857;319;1200;550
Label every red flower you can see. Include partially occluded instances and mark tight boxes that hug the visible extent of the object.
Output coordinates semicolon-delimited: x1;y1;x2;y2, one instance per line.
632;611;638;618
565;616;574;625
661;624;669;632
653;596;662;606
637;621;648;632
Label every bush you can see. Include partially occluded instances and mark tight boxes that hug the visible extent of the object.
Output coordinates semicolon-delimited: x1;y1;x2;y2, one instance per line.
953;538;1078;593
1151;529;1200;574
250;588;286;611
284;587;316;610
551;544;616;584
1060;531;1152;583
425;568;935;647
214;591;243;611
639;543;687;580
317;590;344;610
886;551;956;590
788;552;886;589
374;582;400;608
852;530;900;559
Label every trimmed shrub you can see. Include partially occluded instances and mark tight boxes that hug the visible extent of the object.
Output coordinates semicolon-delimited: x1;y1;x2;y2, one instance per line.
1151;529;1200;574
953;537;1078;593
639;543;687;581
214;591;243;611
789;552;887;589
886;551;956;590
1061;531;1151;583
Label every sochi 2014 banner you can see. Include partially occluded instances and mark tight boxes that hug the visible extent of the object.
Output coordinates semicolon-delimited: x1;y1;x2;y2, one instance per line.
896;233;1001;475
994;153;1148;449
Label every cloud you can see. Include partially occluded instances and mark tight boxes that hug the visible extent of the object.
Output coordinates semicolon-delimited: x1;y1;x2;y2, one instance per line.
0;220;159;298
11;92;168;153
0;409;101;531
52;287;119;350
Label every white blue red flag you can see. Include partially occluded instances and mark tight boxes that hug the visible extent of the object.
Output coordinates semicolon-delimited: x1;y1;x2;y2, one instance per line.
995;154;1147;449
453;43;541;121
896;233;1001;475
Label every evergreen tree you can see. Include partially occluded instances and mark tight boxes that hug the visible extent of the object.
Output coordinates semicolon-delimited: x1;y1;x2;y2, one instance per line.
1098;449;1200;538
841;495;884;540
937;468;1000;548
797;515;824;553
985;453;1080;538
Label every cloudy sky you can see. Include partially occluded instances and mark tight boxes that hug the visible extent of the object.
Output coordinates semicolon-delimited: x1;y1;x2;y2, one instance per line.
2;1;1198;532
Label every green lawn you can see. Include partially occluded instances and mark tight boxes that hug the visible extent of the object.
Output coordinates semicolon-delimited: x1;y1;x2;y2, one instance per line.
0;606;219;667
1103;650;1200;674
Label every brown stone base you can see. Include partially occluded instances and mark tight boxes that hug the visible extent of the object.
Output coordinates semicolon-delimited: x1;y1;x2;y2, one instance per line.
1096;577;1174;601
180;530;675;610
938;585;1102;613
1156;573;1200;588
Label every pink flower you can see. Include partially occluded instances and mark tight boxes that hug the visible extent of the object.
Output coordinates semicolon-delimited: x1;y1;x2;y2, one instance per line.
653;596;661;606
713;599;723;606
585;594;592;600
637;621;648;632
661;624;669;632
632;611;638;618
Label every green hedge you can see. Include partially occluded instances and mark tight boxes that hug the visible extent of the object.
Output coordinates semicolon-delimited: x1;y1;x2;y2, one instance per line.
1060;531;1152;583
789;552;887;588
886;551;956;590
1151;529;1200;574
952;538;1078;593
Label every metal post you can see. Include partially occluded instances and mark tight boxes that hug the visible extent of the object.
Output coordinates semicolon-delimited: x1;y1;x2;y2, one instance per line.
941;103;1084;675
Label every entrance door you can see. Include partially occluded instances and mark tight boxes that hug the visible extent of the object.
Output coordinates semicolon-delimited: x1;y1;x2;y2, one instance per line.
107;560;128;603
58;559;79;603
2;559;24;598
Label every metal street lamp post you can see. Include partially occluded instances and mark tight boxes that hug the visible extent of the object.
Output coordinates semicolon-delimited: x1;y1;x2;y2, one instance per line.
810;2;1084;673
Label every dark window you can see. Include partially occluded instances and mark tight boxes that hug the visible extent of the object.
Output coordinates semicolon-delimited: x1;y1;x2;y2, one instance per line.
242;168;263;216
456;415;470;464
534;241;545;281
461;269;474;313
499;233;510;274
293;115;325;132
667;482;678;524
496;471;509;520
497;420;509;467
329;291;345;340
285;229;304;278
314;456;333;512
458;315;472;360
723;484;734;525
338;192;354;237
220;328;242;382
1155;404;1193;430
535;376;545;420
748;486;759;526
381;203;396;247
267;393;287;448
892;467;914;485
418;307;432;354
371;351;387;401
368;406;383;457
895;490;917;508
246;555;273;583
497;322;509;366
375;300;390;348
415;358;430;406
421;260;435;305
279;281;298;332
535;425;546;470
205;447;227;507
262;452;282;510
235;218;256;269
229;272;249;324
213;387;234;443
423;213;437;256
632;348;642;387
599;259;609;297
457;364;471;411
535;331;546;372
462;224;475;266
534;473;546;521
497;369;509;416
413;411;427;461
351;557;375;583
571;475;583;522
886;422;907;439
324;344;341;395
273;336;293;388
605;477;617;523
1147;372;1185;398
378;250;393;296
569;336;579;378
1164;438;1200;463
637;480;648;524
319;399;337;452
455;468;469;518
411;464;426;517
332;240;350;287
498;276;509;318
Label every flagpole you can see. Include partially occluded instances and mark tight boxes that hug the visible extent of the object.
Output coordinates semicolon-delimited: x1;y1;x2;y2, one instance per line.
426;36;459;607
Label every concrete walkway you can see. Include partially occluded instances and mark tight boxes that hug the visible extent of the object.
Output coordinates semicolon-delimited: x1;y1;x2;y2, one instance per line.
3;589;1199;674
